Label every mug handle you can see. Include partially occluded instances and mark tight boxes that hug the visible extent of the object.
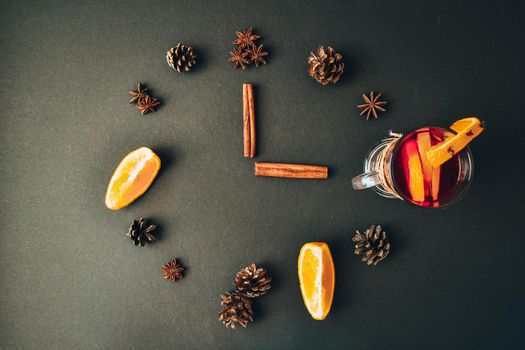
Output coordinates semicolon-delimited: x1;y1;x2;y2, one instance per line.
352;171;382;190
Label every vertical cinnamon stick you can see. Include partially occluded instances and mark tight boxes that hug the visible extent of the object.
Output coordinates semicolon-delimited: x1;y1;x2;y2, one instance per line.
243;83;256;158
248;85;256;157
255;162;328;179
243;84;250;157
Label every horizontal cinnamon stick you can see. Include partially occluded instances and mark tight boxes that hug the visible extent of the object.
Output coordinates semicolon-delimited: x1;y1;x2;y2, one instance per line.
243;83;256;158
255;162;328;179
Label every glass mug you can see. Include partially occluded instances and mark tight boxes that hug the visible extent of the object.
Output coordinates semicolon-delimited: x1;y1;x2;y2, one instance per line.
352;127;473;208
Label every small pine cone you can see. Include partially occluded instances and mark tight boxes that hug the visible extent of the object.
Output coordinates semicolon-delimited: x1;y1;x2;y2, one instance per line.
218;292;253;329
166;43;197;73
233;263;271;298
127;218;156;247
353;225;390;265
307;46;345;85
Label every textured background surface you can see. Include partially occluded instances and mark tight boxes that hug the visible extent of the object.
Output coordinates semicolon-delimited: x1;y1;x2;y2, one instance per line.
1;0;524;349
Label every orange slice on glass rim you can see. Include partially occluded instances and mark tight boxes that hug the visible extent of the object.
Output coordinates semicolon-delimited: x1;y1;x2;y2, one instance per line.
298;242;335;320
426;117;485;168
105;147;161;210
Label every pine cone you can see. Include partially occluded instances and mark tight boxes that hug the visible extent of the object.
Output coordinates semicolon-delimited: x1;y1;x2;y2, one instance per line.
233;263;271;298
127;218;156;247
307;46;344;85
166;43;197;73
353;225;390;265
218;292;253;329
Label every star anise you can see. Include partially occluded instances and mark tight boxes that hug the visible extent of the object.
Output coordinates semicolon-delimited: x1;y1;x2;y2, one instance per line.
128;82;148;104
357;91;387;120
229;48;250;69
246;43;268;68
160;259;185;282
137;95;160;115
233;27;260;48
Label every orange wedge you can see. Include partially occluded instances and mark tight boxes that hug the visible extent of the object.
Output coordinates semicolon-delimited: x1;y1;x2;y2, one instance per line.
402;140;425;202
105;147;161;210
298;242;335;320
426;117;485;168
417;131;440;200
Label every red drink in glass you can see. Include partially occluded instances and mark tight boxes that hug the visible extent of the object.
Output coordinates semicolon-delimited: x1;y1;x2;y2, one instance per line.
391;127;466;208
352;127;474;208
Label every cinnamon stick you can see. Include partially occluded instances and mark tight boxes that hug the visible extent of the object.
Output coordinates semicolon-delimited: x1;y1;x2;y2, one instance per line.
243;83;256;158
255;162;328;179
248;85;256;157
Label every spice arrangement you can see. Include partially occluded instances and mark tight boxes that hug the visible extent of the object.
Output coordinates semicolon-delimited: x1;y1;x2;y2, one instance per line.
218;263;271;329
104;25;487;330
229;27;268;69
128;82;160;115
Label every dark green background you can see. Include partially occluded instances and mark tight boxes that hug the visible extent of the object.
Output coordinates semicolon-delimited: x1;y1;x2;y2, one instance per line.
1;0;524;349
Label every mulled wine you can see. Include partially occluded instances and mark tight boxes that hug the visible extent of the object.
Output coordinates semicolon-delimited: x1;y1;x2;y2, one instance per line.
391;127;469;208
351;117;483;208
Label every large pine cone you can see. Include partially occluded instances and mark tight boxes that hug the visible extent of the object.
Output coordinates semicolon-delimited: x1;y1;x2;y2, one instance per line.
218;292;253;329
166;43;197;73
233;263;271;298
127;218;156;247
353;225;390;265
307;46;344;85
